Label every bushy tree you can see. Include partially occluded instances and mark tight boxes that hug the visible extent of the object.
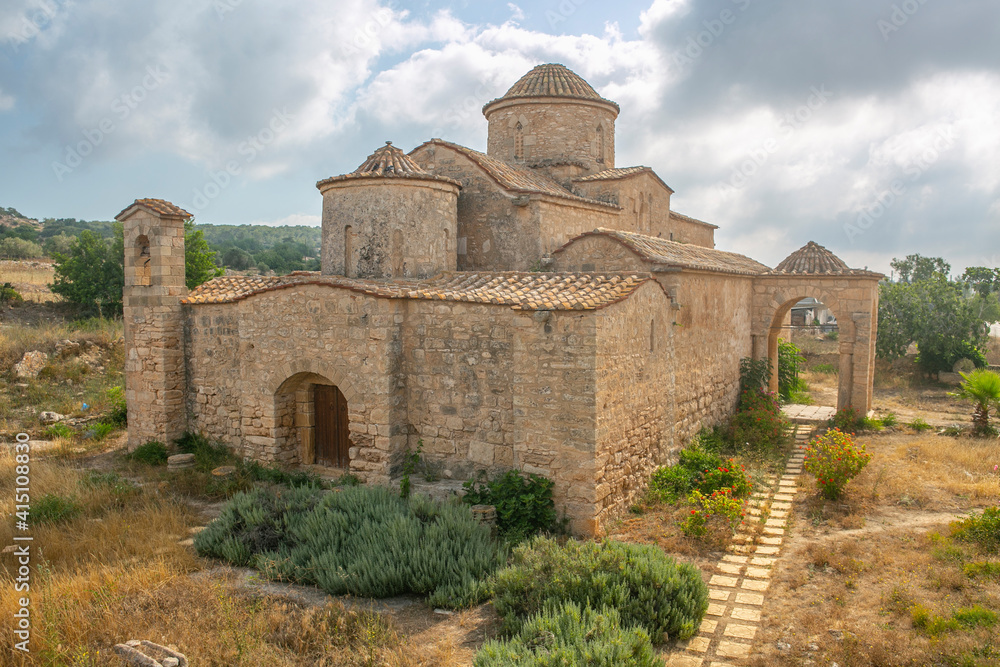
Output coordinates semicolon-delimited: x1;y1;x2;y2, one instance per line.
877;255;1000;375
52;221;223;317
51;227;124;317
0;237;45;259
184;220;224;290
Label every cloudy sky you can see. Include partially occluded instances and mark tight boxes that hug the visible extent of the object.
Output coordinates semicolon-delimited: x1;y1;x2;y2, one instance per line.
0;0;997;274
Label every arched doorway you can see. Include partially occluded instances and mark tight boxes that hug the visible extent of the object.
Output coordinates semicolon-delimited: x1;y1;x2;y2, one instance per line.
766;295;848;409
273;372;352;468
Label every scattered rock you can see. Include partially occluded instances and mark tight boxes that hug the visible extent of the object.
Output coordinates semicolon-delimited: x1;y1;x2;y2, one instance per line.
433;609;455;616
14;350;47;378
828;629;844;640
211;465;236;477
2;545;16;554
113;640;188;667
776;641;792;651
177;538;194;547
39;411;65;424
808;642;820;651
167;453;196;470
188;526;207;535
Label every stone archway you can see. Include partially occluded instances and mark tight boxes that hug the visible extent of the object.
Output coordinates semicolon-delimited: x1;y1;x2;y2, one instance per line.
752;243;882;413
272;371;353;467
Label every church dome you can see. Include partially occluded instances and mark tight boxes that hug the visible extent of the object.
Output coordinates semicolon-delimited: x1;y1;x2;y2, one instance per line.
483;63;619;115
317;141;460;189
773;241;852;275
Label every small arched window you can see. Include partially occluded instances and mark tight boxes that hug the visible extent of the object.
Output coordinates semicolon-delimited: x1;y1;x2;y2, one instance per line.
344;225;353;277
596;124;606;164
514;122;524;160
650;318;656;353
135;234;151;286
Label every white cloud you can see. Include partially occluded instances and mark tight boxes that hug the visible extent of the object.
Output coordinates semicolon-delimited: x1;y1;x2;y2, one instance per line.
507;4;525;21
0;87;13;111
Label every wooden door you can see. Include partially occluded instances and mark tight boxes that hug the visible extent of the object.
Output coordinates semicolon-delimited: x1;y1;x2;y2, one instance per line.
314;385;350;468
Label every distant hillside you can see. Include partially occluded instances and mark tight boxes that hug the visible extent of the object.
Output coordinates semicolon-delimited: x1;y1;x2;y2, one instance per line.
0;204;321;273
0;206;41;230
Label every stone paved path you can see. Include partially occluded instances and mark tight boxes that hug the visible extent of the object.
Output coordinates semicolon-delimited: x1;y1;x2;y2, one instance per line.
782;404;836;424
666;425;813;667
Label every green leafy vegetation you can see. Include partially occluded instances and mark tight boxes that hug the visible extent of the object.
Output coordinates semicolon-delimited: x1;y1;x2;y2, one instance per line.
951;507;1000;553
648;448;752;504
951;369;1000;436
813;363;839;374
44;423;75;440
462;469;557;542
909;417;933;432
910;603;998;636
32;493;83;525
51;227;124;317
877;254;1000;375
474;602;663;667
0;282;23;305
490;536;708;641
0;237;44;259
803;429;872;500
195;485;502;608
778;338;807;401
183;220;224;289
125;441;169;466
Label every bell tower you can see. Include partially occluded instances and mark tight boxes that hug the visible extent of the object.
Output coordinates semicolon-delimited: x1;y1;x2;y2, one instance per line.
116;198;189;449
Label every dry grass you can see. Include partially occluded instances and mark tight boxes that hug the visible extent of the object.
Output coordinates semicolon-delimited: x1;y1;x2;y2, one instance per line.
751;430;1000;667
0;449;474;666
0;260;57;303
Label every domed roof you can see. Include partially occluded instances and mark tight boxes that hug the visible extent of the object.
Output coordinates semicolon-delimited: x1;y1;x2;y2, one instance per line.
773;241;853;275
483;63;619;114
353;141;428;176
317;141;460;190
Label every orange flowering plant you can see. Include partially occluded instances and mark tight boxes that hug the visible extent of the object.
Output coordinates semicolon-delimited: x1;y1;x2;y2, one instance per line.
681;488;746;537
803;428;872;500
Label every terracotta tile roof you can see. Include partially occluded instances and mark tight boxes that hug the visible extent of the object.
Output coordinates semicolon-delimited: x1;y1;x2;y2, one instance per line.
182;271;654;311
317;141;461;189
413;140;619;209
772;241;878;276
670;210;719;230
573;166;675;196
484;63;619;113
115;198;192;221
554;228;770;276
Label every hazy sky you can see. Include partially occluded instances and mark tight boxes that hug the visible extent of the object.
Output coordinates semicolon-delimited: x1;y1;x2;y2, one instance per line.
1;0;997;274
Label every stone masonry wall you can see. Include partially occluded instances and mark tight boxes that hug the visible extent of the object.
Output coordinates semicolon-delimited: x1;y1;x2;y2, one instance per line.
594;281;674;529
670;215;716;248
667;271;755;446
320;179;458;279
572;171;673;238
486;99;617;174
122;210;188;449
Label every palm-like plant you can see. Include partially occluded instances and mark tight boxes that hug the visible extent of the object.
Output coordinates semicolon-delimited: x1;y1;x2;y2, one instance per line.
953;369;1000;436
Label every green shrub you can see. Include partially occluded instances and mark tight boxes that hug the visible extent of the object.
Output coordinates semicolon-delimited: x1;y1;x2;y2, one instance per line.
238;460;326;489
860;416;884;432
778;339;806;401
813;363;839;374
648;465;694;503
739;357;771;393
44;423;75;440
462;469;556;542
697;459;752;497
951;506;1000;553
911;603;998;636
881;412;898;427
682;488;746;538
692;426;729;454
474;602;662;667
86;422;117;441
829;406;865;433
826;330;839;341
125;441;169;466
79;471;140;508
729;406;789;449
909;418;933;432
491;536;708;642
32;493;82;525
0;282;23;304
803;429;872;500
195;485;502;608
175;432;237;471
105;386;127;427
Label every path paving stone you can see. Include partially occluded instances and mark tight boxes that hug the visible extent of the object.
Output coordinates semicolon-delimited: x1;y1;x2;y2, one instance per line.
667;423;815;666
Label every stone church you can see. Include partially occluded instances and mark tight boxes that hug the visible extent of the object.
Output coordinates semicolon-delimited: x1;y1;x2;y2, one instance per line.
119;64;881;534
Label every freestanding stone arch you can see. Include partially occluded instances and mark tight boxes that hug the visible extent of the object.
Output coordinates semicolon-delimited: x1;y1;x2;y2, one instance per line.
752;242;882;412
